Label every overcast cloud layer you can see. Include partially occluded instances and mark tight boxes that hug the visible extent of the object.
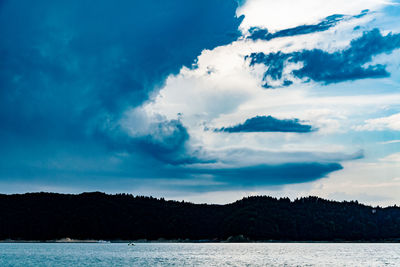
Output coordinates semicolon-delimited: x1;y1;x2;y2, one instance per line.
1;0;400;206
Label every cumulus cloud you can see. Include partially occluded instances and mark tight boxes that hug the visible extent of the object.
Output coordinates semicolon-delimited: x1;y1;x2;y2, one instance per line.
119;109;205;165
215;115;315;133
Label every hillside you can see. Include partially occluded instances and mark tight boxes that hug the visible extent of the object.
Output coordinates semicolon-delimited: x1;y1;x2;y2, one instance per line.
1;192;400;241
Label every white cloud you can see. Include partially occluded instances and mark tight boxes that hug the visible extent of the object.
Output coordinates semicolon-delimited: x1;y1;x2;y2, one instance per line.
116;3;400;206
379;140;400;144
106;5;400;206
120;21;400;164
304;160;400;206
380;152;400;162
167;160;400;206
237;0;392;32
355;113;400;131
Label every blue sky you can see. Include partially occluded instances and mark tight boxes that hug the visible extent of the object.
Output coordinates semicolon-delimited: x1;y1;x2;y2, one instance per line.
1;0;400;205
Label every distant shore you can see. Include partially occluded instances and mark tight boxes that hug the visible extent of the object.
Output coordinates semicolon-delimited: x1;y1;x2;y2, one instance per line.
2;193;400;242
2;238;400;243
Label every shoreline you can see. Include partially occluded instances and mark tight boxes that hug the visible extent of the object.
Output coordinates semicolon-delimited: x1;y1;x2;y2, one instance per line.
1;239;400;244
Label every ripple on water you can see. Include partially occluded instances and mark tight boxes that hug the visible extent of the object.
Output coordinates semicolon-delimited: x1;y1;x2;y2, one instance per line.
0;243;399;267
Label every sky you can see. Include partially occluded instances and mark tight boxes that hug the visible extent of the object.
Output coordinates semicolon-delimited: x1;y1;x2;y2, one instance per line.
1;0;400;206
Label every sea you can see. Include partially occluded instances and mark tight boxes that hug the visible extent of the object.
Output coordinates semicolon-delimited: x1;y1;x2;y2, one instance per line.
0;243;399;266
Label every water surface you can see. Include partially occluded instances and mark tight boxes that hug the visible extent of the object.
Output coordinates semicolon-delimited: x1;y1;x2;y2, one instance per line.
1;243;399;266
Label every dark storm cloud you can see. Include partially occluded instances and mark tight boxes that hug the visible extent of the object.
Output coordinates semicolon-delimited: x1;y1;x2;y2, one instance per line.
136;162;343;192
132;120;212;166
0;0;243;139
0;0;243;182
247;29;400;88
0;0;345;191
194;162;343;188
215;115;314;133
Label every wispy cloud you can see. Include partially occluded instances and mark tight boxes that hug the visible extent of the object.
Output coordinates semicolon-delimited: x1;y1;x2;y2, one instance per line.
247;29;400;88
247;10;369;41
379;140;400;145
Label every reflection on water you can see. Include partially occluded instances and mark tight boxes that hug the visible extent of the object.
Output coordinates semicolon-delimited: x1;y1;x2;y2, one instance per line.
0;243;399;266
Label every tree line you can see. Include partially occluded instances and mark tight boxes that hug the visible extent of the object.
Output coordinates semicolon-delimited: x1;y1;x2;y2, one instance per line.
0;192;399;241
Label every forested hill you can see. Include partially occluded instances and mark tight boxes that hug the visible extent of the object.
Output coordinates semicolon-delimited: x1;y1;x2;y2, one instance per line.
1;192;400;242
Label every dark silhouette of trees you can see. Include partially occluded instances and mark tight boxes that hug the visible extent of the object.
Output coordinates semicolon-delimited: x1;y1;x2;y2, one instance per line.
0;192;399;241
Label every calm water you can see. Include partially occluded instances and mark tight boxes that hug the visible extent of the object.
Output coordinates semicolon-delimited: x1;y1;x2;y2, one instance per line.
0;243;399;266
